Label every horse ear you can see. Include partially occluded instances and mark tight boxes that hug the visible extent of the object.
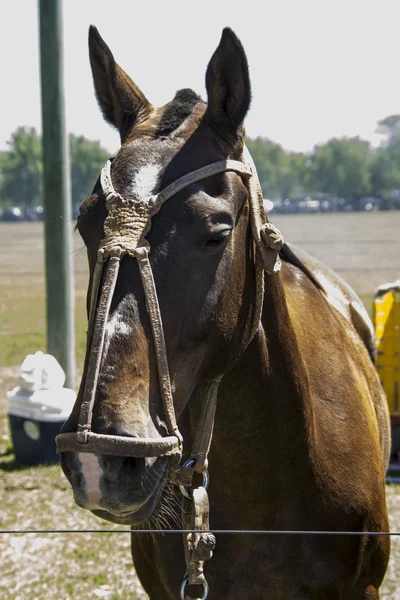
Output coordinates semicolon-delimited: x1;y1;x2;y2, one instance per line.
205;28;251;135
88;26;152;140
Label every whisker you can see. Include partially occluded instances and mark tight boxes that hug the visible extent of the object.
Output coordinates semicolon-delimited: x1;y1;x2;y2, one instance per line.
71;245;87;267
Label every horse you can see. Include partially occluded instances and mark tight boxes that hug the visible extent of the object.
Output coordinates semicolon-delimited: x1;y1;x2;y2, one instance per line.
58;26;390;599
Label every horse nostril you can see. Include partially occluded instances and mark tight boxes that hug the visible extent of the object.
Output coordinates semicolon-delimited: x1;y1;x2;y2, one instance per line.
121;456;142;471
100;454;145;478
100;425;140;439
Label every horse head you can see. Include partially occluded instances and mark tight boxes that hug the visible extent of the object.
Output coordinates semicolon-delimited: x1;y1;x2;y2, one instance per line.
59;26;262;526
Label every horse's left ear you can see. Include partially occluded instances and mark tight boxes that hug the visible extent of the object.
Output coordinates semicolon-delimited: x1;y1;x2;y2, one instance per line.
205;28;251;135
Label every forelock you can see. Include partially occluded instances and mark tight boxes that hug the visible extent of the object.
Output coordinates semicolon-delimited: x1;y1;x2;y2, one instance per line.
155;89;203;137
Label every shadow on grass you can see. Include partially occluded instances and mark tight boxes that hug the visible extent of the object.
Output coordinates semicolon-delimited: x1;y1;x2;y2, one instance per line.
0;453;31;472
0;450;59;472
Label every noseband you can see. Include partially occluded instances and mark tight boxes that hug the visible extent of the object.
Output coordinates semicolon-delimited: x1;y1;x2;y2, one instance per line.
56;147;284;598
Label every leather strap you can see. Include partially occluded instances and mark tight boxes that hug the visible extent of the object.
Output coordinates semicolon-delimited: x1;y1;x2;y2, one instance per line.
77;253;121;443
136;246;182;443
56;430;181;457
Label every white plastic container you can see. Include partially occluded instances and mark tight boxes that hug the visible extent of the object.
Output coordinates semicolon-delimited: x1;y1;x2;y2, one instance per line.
7;386;75;465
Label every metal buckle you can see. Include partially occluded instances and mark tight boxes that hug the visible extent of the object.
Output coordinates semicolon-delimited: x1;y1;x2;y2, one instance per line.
179;458;209;499
180;576;208;600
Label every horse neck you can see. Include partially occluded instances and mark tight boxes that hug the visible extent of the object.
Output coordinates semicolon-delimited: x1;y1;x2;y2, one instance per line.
211;272;314;479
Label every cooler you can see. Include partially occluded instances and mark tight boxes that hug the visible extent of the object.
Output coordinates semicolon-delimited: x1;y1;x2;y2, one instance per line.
7;386;75;465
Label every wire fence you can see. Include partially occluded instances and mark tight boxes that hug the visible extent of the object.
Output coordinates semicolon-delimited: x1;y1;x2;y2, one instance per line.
1;529;399;536
297;237;399;242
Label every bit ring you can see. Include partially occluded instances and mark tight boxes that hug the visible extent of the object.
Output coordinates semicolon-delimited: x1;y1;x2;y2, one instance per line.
179;458;209;499
180;576;208;600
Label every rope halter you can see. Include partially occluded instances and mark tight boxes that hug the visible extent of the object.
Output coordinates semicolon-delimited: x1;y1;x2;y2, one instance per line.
56;150;284;460
55;148;284;599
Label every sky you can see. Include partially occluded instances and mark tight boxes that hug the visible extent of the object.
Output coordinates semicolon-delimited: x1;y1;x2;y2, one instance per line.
1;0;399;154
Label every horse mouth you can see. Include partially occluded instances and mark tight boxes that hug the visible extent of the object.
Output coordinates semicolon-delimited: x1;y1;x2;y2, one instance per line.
90;461;170;526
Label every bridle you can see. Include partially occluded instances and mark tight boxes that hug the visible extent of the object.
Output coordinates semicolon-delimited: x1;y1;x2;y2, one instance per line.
56;146;284;599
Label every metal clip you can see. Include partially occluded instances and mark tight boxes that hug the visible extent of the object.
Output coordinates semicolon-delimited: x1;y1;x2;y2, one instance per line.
181;486;215;599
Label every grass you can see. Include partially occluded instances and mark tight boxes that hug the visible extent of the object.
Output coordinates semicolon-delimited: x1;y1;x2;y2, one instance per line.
359;294;373;318
0;287;88;368
1;285;47;366
0;218;399;598
0;386;147;599
0;222;89;369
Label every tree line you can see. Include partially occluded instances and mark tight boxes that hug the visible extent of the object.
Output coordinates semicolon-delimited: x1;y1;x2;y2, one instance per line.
0;127;110;213
1;117;399;213
246;114;400;210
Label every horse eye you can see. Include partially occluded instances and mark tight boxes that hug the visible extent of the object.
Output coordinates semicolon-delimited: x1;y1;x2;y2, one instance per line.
205;229;232;247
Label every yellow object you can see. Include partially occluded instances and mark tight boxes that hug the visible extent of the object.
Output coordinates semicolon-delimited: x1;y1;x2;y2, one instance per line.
374;290;400;415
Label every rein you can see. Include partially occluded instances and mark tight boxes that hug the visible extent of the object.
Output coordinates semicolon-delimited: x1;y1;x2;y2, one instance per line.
56;148;284;599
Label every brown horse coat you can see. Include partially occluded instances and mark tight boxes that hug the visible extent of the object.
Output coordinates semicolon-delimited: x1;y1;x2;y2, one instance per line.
60;26;390;599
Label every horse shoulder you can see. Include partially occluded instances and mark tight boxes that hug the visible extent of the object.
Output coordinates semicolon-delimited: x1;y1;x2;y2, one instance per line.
280;246;391;470
280;261;389;482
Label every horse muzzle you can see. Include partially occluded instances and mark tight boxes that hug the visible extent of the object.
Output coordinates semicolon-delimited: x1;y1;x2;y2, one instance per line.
60;447;171;525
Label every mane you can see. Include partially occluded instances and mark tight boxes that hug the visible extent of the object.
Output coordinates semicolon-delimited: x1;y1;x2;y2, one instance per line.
155;89;202;137
279;243;323;291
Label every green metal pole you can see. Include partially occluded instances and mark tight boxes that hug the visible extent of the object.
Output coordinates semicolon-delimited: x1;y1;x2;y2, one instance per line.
38;0;75;389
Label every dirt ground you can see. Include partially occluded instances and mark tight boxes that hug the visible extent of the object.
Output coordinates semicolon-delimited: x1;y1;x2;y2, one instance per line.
273;211;400;296
0;216;399;598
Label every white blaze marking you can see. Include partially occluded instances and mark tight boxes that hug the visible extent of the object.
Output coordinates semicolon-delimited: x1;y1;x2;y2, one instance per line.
79;453;103;509
105;316;131;339
131;164;159;198
103;313;132;359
